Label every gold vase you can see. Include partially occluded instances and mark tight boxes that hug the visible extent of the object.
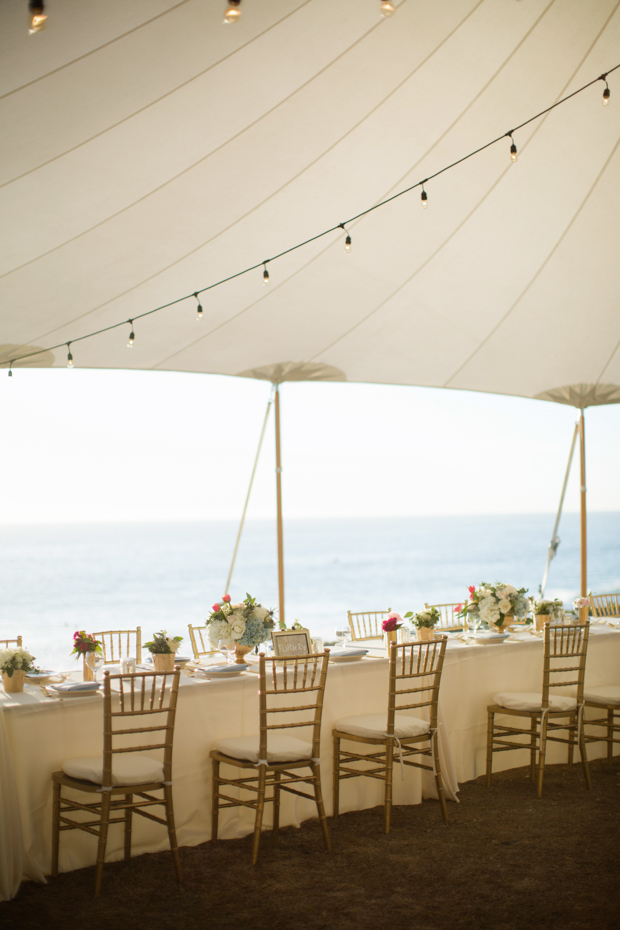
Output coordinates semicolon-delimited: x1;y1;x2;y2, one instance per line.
534;614;548;632
493;613;514;633
416;626;435;642
2;670;26;693
383;630;398;650
152;652;176;671
82;655;95;682
232;644;253;665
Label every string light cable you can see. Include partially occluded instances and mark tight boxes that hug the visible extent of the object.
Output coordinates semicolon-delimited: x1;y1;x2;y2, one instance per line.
340;223;352;252
3;63;617;375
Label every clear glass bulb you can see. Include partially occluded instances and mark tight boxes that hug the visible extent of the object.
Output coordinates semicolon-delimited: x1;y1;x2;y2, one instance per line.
421;191;428;208
263;269;270;286
510;144;518;162
224;5;241;24
345;235;351;253
127;333;134;347
603;88;610;106
196;304;203;319
67;354;74;368
29;13;47;34
381;2;396;17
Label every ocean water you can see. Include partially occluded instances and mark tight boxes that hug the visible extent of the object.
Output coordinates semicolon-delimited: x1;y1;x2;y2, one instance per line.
1;513;618;669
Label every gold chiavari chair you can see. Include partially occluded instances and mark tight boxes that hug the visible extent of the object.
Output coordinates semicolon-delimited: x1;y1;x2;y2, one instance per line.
51;668;182;896
584;686;620;765
188;623;219;660
332;637;449;834
424;602;462;630
486;622;591;798
0;635;22;648
91;628;142;664
347;610;389;640
211;651;331;865
589;592;620;618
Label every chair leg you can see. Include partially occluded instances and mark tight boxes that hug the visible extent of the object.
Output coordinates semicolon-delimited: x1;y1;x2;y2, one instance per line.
94;791;112;897
124;793;133;861
485;711;494;787
567;715;575;771
211;758;220;841
51;781;61;878
431;732;449;824
272;771;281;832
578;717;592;791
164;784;183;884
251;766;267;866
536;714;548;800
607;708;614;765
311;762;331;852
384;741;394;835
530;724;537;782
332;735;340;820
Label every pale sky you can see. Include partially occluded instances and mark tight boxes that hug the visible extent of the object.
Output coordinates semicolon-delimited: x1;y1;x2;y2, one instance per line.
0;368;619;524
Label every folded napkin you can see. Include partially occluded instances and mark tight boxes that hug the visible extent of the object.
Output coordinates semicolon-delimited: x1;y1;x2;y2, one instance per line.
52;681;101;692
201;664;247;673
330;648;368;657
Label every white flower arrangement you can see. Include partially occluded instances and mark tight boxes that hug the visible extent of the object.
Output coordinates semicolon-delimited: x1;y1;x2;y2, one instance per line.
0;647;37;677
405;607;440;629
457;582;529;629
573;596;590;611
534;598;564;617
207;593;275;649
144;631;183;655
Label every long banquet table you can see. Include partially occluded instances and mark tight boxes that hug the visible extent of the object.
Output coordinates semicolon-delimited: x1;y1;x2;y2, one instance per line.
1;624;618;901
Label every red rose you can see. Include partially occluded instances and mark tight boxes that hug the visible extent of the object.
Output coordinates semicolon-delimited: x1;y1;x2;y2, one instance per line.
382;617;399;632
222;594;231;603
212;603;221;613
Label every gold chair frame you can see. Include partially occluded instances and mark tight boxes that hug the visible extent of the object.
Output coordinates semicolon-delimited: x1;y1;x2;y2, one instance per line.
486;623;591;798
347;610;389;640
51;668;182;896
91;628;142;665
589;592;620;618
424;602;462;630
188;623;219;660
333;638;449;834
584;700;619;765
211;651;331;865
0;635;22;648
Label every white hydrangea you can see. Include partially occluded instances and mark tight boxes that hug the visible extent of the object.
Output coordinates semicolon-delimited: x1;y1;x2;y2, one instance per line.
480;605;500;625
497;585;517;598
0;646;35;673
209;619;234;649
253;607;270;621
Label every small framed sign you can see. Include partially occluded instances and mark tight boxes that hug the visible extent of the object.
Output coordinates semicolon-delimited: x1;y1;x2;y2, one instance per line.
271;629;312;659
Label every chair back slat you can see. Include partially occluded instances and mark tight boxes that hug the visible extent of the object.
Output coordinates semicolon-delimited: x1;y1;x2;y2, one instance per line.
424;603;462;630
347;610;389;640
0;635;22;649
541;622;589;707
387;638;447;735
92;628;142;664
188;624;219;659
590;593;620;618
101;668;180;788
258;652;330;761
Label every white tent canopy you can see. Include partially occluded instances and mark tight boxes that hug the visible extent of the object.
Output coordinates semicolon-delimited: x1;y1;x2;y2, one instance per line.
1;0;619;405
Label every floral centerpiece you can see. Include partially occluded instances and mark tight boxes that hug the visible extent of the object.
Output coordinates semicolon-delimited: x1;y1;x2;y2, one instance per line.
1;646;37;693
207;593;275;663
144;631;183;671
381;611;404;647
405;606;440;642
573;595;590;622
71;631;102;682
457;583;528;631
533;598;563;631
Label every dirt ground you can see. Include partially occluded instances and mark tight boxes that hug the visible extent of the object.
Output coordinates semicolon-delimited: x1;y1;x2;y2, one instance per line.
3;760;619;930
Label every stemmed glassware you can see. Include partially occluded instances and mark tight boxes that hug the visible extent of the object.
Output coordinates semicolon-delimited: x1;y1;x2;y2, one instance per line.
85;651;104;681
467;613;481;641
335;626;352;647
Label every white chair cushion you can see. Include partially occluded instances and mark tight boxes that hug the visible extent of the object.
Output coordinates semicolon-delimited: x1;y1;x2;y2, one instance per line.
62;755;164;787
214;733;312;764
493;692;577;713
334;713;430;740
584;685;620;705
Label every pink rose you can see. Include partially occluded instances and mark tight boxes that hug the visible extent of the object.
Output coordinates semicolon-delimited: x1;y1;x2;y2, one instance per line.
212;603;221;612
222;594;231;603
382;616;401;632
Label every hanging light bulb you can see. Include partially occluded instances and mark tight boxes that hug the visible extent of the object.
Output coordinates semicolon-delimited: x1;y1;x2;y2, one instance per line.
263;262;270;286
194;293;203;319
421;185;428;208
223;0;241;24
340;224;352;252
127;321;135;347
28;1;46;33
8;362;13;378
380;1;396;17
67;344;74;368
602;78;611;106
507;132;518;162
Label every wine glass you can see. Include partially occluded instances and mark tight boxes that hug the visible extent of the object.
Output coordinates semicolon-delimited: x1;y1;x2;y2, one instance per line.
334;626;351;647
85;651;104;681
467;612;481;641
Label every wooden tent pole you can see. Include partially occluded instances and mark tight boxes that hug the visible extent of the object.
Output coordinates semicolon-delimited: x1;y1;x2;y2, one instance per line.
540;421;579;598
275;383;285;625
579;410;588;619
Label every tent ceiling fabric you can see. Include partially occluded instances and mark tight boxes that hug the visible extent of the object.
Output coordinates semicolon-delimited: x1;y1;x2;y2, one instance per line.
1;0;619;405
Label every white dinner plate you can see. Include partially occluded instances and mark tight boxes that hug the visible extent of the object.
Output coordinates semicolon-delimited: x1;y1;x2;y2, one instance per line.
195;665;249;679
329;649;369;662
26;669;58;681
473;633;510;645
47;684;101;697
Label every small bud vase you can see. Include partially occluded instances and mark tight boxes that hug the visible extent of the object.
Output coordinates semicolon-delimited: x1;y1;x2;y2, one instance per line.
383;630;398;650
534;614;548;632
152;653;176;672
82;655;95;682
2;670;26;693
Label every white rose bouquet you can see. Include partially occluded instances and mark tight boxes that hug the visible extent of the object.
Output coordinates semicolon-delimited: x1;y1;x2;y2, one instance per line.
0;646;37;678
207;593;275;650
457;582;529;630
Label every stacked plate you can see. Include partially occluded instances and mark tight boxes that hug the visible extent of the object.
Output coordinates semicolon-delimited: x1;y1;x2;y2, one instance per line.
472;633;510;645
25;669;59;684
195;664;249;680
329;648;369;663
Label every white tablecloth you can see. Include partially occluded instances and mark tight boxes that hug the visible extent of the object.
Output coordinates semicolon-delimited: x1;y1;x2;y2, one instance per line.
1;625;618;901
